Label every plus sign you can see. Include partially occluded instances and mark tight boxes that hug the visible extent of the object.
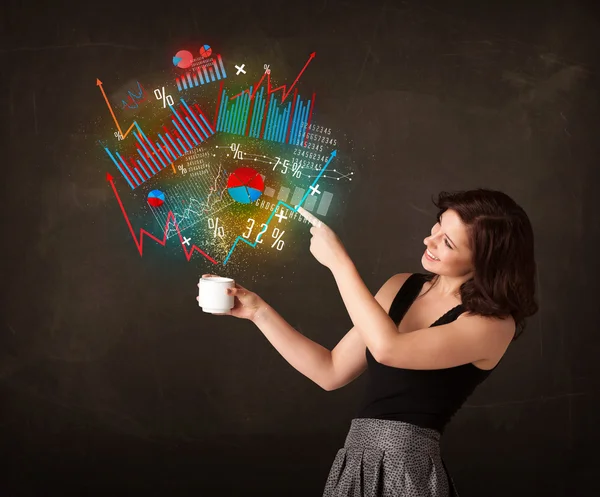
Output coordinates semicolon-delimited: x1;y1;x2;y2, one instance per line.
182;237;191;246
275;208;288;223
309;184;321;196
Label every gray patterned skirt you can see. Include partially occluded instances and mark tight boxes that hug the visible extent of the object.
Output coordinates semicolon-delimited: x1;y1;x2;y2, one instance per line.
322;418;459;497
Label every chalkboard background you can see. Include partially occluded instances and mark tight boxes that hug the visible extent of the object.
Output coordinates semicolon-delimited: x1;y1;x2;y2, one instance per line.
2;0;600;495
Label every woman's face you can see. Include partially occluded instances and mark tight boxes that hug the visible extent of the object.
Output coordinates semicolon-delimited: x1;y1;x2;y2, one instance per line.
422;209;474;277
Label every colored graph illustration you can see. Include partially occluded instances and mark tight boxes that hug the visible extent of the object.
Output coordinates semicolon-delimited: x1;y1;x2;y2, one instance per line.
173;50;194;69
117;81;149;110
147;190;165;207
199;45;212;58
176;54;227;92
98;45;351;269
227;167;264;204
107;173;217;264
222;150;336;264
148;170;233;239
104;99;215;189
216;87;314;146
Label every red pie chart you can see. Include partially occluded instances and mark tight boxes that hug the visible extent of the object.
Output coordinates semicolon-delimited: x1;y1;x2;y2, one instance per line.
173;50;194;69
227;167;264;204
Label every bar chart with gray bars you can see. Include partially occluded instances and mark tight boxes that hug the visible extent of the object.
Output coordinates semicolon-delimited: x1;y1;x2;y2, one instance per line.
260;175;333;216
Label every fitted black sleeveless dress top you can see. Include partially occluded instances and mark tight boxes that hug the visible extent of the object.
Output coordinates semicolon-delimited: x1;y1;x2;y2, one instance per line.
355;273;496;433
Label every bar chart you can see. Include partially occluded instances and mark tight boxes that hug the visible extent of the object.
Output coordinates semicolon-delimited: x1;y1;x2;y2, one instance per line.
176;54;227;92
104;99;215;189
261;176;334;216
215;86;314;146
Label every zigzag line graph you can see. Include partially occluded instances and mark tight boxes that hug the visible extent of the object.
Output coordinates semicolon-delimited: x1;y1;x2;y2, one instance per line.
108;150;337;265
106;173;218;264
230;52;315;103
222;149;337;265
156;197;205;239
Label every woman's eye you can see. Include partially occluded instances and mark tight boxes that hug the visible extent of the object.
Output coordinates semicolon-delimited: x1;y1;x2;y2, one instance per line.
445;239;452;249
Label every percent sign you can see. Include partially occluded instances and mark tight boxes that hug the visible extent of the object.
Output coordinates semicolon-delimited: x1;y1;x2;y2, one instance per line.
154;87;174;108
291;162;302;178
271;228;285;250
178;164;187;174
114;131;123;141
208;217;225;238
264;64;270;74
230;143;243;159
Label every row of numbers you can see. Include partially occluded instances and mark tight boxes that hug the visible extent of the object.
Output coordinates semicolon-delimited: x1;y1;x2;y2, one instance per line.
292;158;321;171
302;123;332;135
305;133;337;146
185;159;209;166
293;149;328;162
305;142;324;152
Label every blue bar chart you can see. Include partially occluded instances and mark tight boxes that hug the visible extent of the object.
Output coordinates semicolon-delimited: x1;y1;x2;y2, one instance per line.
215;86;314;146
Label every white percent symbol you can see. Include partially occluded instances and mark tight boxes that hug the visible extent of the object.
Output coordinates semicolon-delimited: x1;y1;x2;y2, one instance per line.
154;87;174;108
178;164;187;174
264;64;270;74
291;162;302;178
230;143;243;159
271;228;285;250
208;217;225;238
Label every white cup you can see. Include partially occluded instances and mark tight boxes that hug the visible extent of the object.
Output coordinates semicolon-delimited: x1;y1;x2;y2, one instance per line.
198;276;235;313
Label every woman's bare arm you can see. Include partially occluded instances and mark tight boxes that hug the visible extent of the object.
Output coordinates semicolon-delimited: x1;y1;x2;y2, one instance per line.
251;273;410;391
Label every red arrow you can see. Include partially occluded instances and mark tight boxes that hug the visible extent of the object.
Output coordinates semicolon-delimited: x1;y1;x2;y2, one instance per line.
106;173;218;264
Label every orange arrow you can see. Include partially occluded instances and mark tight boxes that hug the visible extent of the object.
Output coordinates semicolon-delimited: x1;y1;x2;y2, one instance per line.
96;79;136;139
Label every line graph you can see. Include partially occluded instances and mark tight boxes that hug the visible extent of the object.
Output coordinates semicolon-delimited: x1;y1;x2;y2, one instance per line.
97;78;137;139
149;188;206;240
148;168;229;239
222;149;337;265
230;52;315;103
107;173;218;264
120;81;148;110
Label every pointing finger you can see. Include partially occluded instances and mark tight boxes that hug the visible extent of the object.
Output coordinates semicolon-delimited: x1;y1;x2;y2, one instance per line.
296;205;323;228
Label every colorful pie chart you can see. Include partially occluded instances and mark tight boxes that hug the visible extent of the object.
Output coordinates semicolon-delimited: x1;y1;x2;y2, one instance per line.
199;45;212;58
173;50;194;69
227;167;264;204
147;189;165;207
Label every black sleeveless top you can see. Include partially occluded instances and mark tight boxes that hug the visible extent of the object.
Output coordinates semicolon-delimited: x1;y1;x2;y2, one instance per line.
355;273;497;433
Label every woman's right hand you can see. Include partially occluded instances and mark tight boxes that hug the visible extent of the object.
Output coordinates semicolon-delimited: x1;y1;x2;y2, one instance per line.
197;274;266;321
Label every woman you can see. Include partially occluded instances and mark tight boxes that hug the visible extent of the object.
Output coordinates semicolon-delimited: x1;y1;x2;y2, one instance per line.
197;188;538;496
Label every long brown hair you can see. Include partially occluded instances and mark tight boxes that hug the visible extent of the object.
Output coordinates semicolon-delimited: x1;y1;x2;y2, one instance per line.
426;189;538;340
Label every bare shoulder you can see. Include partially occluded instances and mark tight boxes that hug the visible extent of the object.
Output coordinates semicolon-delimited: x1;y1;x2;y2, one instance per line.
457;312;516;367
458;312;515;336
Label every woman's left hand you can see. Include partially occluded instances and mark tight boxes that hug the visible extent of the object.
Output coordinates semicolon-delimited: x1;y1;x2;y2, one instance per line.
296;206;350;272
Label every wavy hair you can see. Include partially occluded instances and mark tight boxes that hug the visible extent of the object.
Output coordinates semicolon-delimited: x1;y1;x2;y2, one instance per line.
426;189;538;340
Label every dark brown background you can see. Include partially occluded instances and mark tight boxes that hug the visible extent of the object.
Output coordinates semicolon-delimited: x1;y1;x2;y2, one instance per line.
2;0;599;495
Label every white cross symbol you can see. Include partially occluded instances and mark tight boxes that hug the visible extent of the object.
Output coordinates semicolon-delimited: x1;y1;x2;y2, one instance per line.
309;184;321;196
275;208;288;223
182;237;191;246
235;64;246;75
